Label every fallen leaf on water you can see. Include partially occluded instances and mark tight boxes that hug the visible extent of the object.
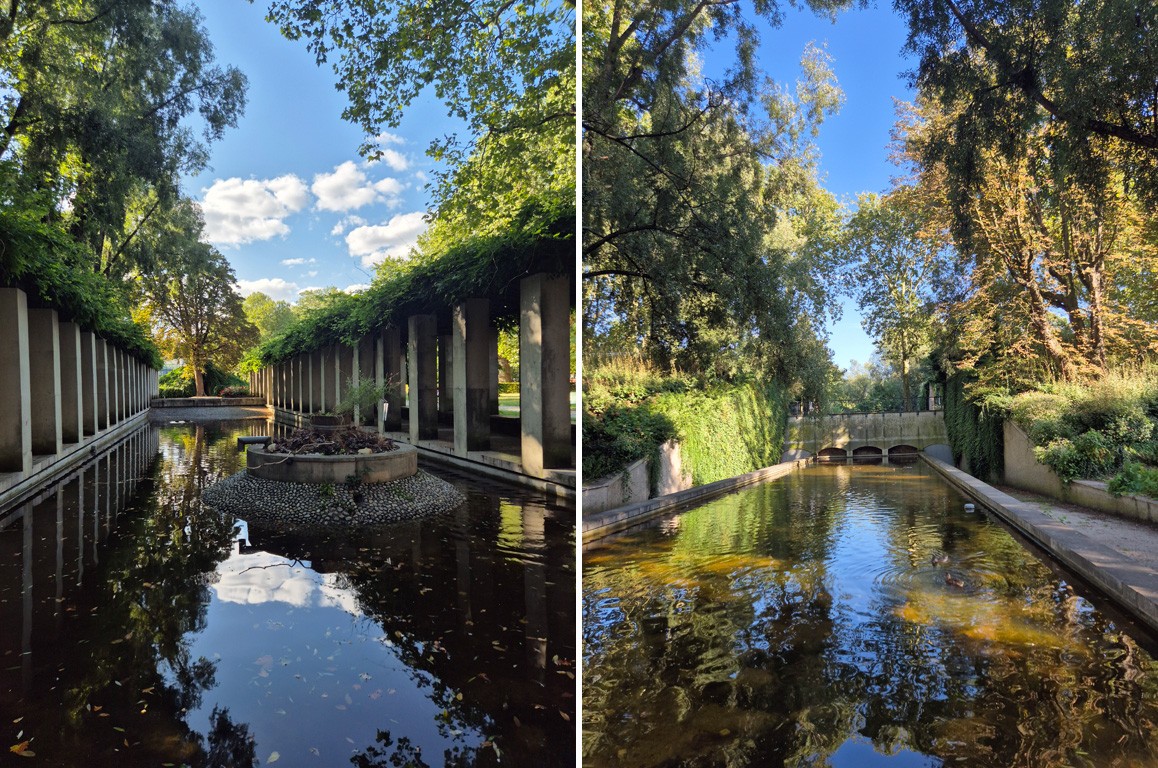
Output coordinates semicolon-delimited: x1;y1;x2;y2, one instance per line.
11;717;22;724
267;751;280;763
309;747;319;756
455;693;463;701
560;711;570;722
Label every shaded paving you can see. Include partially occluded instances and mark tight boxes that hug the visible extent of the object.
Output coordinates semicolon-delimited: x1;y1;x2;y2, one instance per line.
1;419;575;766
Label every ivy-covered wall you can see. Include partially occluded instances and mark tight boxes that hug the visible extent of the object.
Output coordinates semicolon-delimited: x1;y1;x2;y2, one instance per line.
943;372;1004;481
584;374;788;491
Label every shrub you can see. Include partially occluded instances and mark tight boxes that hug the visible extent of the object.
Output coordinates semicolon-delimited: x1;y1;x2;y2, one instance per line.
158;384;192;399
1108;461;1158;498
1009;391;1073;445
218;386;251;398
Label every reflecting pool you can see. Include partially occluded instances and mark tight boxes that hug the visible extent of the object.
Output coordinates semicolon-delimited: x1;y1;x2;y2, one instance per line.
583;462;1158;767
1;419;575;766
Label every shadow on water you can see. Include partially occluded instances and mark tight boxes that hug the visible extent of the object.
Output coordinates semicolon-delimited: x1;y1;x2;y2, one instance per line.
0;419;575;767
583;462;1158;768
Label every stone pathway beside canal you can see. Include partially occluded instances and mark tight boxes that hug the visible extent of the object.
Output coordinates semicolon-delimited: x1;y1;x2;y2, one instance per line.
997;484;1158;574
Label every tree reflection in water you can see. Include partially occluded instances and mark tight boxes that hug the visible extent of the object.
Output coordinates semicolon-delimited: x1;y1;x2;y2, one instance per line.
583;463;1158;768
0;419;575;767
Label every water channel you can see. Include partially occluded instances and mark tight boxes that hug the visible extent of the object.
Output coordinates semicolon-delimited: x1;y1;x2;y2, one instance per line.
1;418;575;767
583;461;1158;767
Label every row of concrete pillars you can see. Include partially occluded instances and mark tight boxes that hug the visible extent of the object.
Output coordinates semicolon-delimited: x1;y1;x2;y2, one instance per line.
249;273;571;477
0;288;158;478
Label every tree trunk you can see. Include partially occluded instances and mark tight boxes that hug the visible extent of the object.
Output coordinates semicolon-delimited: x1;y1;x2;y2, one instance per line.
194;368;206;397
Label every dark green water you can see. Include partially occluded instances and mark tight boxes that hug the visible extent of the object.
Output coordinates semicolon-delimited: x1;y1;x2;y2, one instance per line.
583;462;1158;767
1;419;575;767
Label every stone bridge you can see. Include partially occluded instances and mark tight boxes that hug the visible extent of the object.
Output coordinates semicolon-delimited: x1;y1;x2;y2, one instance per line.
782;411;953;464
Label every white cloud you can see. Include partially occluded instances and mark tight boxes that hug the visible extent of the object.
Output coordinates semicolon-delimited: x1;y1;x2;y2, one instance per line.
375;131;405;147
306;270;318;278
236;277;301;302
200;175;309;246
280;257;316;266
329;215;367;237
312;161;404;212
345;211;428;268
413;170;428;182
377;149;410;172
344;283;369;294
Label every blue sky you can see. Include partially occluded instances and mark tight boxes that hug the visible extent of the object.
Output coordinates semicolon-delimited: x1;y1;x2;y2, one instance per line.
186;0;914;372
753;2;917;371
182;1;465;303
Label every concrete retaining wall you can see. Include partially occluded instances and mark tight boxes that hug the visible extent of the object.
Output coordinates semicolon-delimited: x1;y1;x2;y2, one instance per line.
783;411;949;461
582;440;692;516
583;458;807;545
152;396;266;408
1004;421;1158;523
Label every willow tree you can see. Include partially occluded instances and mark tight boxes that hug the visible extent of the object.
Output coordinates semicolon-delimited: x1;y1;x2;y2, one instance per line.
582;0;850;383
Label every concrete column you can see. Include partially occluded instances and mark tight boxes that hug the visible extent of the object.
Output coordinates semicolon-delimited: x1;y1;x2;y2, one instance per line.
489;328;500;415
58;322;83;444
407;314;438;441
0;288;32;474
332;345;343;410
294;356;303;413
307;353;315;414
452;298;491;454
95;340;109;430
381;326;403;432
520;274;571;475
358;334;376;425
79;331;97;437
438;334;454;416
352;338;362;424
28;308;63;456
316;349;328;413
109;348;120;425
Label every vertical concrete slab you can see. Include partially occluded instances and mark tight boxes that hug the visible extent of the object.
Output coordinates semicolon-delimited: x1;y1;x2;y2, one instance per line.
381;326;403;432
489;328;500;415
0;289;32;474
27;309;63;456
357;333;375;425
109;348;121;424
95;340;109;430
316;349;328;413
79;331;97;437
58;322;82;444
452;298;491;454
307;353;314;414
408;314;438;441
332;345;343;410
352;338;362;424
519;274;571;475
438;334;454;416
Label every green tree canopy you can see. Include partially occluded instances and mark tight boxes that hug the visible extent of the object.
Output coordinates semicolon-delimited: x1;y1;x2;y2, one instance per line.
242;291;296;342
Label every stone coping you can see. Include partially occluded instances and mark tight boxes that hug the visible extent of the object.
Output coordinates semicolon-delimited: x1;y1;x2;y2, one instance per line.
246;442;418;485
583;458;809;546
922;453;1158;636
151;396;266;407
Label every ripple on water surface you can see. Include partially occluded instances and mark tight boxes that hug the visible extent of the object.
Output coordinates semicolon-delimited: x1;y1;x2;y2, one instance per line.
583;462;1158;768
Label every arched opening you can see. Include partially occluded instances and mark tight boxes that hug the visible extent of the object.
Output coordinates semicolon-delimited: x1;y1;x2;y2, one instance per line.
852;446;883;465
888;444;920;464
817;447;848;462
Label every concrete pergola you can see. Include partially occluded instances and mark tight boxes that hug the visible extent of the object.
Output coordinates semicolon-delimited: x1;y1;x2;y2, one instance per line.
251;272;573;483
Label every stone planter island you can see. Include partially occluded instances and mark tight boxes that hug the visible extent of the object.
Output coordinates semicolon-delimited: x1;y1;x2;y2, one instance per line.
202;429;463;527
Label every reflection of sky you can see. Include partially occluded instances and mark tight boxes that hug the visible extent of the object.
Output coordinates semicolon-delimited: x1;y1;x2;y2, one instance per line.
166;547;487;765
212;550;361;615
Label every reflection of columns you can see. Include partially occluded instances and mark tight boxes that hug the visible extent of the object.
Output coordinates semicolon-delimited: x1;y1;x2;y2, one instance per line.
22;504;32;692
78;465;88;585
438;334;453;416
381;327;403;432
95;340;109;431
0;288;32;474
55;491;64;625
407;314;438;441
523;503;548;674
489;328;500;415
519;274;571;475
455;505;472;627
59;323;82;444
452;298;490;454
28;308;62;456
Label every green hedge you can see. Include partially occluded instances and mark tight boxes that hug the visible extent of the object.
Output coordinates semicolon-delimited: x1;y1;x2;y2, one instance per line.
943;372;1005;482
1007;372;1158;496
584;367;787;490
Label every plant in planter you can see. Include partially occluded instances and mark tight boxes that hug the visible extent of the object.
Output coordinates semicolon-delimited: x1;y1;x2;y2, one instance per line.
337;376;391;426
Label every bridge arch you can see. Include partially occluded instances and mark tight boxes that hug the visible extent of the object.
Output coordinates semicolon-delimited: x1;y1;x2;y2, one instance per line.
817;447;847;461
852;446;883;464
